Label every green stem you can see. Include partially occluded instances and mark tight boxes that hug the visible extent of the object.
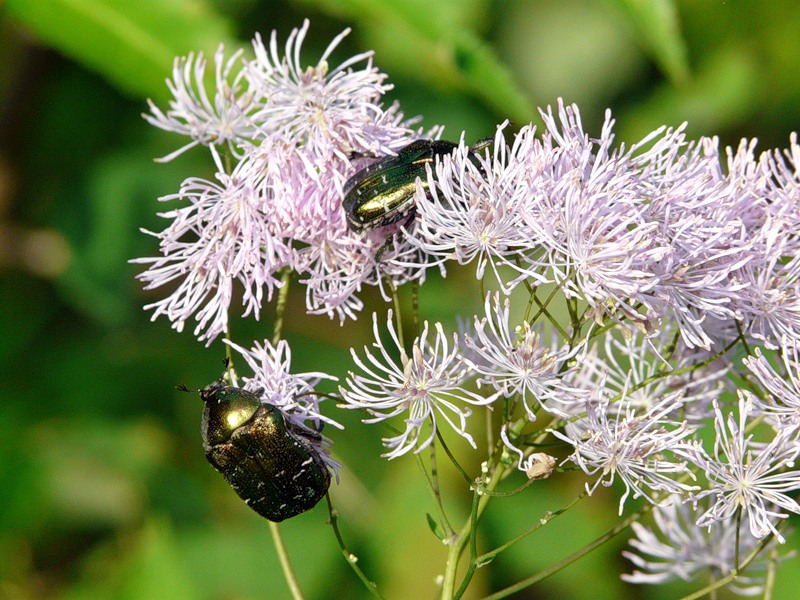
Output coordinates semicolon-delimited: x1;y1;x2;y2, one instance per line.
476;490;588;565
435;429;474;486
264;270;301;598
618;336;739;403
325;495;385;598
269;520;305;600
419;436;455;539
222;326;234;371
440;460;508;599
272;269;292;346
515;259;567;338
735;319;753;356
677;532;778;600
764;543;778;600
485;407;494;456
452;490;482;600
482;501;654;599
735;507;742;569
529;275;571;325
411;278;420;339
531;290;569;338
389;282;405;349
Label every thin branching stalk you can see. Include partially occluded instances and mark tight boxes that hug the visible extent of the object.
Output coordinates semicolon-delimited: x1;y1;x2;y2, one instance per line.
678;532;779;600
482;501;654;599
325;496;384;598
476;489;588;565
441;459;510;599
419;438;456;539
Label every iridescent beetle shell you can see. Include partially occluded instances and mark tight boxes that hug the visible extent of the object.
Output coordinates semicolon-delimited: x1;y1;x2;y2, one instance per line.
184;374;330;521
343;138;490;232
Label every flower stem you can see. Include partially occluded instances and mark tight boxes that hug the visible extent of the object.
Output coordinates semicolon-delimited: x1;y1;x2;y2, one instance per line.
389;282;405;349
481;501;654;599
416;451;455;539
411;278;420;339
452;489;481;599
677;532;778;600
272;268;292;346
440;460;508;599
476;490;588;565
265;270;302;599
325;495;385;598
269;520;305;600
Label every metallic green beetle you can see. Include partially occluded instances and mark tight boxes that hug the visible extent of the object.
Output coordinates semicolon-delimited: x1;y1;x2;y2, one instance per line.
342;138;490;232
181;371;330;521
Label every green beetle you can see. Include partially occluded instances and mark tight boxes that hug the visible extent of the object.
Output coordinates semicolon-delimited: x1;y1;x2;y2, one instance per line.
180;369;330;521
342;138;490;232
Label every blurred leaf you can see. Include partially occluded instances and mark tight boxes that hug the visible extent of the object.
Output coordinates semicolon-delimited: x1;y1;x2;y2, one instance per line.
619;45;761;142
34;418;172;529
59;148;178;327
605;0;690;85
0;275;58;364
5;0;235;101
297;0;533;121
492;0;650;120
63;518;197;600
117;518;196;600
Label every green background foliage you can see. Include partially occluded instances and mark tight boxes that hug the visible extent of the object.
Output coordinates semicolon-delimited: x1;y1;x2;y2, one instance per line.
1;1;799;598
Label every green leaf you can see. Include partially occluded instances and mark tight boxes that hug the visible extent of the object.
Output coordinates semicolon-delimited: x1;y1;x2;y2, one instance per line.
606;0;690;85
619;45;760;142
426;512;446;541
298;0;533;121
5;0;234;101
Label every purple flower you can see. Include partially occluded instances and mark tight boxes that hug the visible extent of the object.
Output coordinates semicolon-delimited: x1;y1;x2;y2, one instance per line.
566;326;729;424
407;123;547;292
552;392;697;514
133;148;291;343
642;136;757;349
144;45;261;160
340;311;499;458
145;19;412;161
745;342;800;431
296;232;372;320
680;395;800;543
733;219;800;349
136;22;431;339
623;496;784;595
462;293;586;419
764;133;800;224
245;20;411;160
519;102;671;326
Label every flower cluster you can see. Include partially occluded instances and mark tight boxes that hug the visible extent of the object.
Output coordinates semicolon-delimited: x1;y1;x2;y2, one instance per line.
137;22;800;598
333;102;800;592
135;20;428;342
406;106;800;352
136;21;800;354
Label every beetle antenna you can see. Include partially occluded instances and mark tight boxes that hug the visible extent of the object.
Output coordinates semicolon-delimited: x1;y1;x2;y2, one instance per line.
176;384;195;393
